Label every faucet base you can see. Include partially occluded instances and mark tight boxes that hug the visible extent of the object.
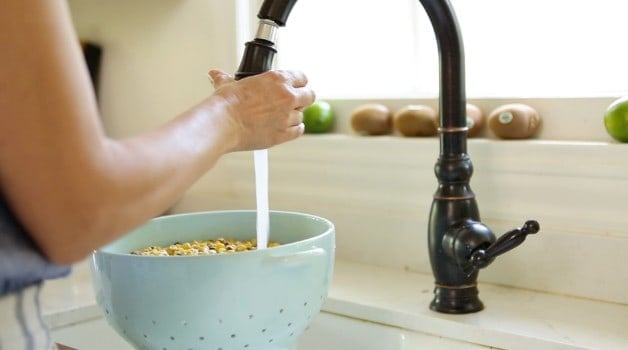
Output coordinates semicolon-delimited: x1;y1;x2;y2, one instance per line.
430;284;483;314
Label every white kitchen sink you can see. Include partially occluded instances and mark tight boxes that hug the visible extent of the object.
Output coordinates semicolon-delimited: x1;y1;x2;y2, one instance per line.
52;311;487;349
297;312;488;349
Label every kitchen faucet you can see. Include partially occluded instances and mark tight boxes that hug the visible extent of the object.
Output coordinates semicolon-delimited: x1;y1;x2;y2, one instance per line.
236;0;540;314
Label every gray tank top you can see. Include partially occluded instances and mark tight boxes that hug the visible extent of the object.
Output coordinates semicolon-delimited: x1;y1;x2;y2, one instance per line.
0;195;70;296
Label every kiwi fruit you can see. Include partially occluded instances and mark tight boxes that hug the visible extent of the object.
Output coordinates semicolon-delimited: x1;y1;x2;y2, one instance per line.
393;105;438;137
350;104;392;135
466;103;485;137
488;103;540;139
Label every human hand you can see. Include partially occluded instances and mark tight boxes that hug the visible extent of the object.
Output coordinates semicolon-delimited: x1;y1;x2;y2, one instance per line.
208;69;315;152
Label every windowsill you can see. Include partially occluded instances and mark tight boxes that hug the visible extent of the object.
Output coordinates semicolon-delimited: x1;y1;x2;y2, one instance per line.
320;96;620;143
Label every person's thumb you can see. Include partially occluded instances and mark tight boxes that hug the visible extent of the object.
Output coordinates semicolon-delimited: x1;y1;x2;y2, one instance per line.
208;69;234;89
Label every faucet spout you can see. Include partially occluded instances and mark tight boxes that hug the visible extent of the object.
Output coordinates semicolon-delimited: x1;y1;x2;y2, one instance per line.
238;0;540;314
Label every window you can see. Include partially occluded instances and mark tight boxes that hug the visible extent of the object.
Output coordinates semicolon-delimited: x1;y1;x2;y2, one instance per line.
255;0;628;99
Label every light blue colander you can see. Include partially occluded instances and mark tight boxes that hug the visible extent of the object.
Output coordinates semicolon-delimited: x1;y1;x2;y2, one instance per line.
90;210;335;350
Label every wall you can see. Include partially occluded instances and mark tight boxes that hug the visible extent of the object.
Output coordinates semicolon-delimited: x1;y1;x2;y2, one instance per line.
68;0;247;138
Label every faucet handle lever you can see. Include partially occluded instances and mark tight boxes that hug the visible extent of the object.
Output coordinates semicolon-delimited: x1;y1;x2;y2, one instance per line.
468;220;540;273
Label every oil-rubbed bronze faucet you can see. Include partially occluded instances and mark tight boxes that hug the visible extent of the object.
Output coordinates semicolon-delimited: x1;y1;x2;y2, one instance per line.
236;0;540;314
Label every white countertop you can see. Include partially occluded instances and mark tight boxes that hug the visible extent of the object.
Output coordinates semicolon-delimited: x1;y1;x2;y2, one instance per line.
42;259;628;350
325;261;628;350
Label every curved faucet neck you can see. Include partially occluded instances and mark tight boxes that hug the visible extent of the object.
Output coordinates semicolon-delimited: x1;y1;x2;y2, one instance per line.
419;0;467;156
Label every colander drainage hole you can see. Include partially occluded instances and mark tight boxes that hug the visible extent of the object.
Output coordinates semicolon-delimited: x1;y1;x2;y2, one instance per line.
231;334;236;339
170;336;175;340
261;328;266;333
248;314;254;319
279;308;284;314
199;336;205;341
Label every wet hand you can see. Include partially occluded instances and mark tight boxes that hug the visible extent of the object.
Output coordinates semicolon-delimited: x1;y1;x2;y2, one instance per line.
208;69;316;152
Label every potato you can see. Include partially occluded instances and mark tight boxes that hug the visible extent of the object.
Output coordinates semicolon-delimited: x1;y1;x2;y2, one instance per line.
488;103;541;139
350;103;392;135
393;105;438;137
466;103;485;137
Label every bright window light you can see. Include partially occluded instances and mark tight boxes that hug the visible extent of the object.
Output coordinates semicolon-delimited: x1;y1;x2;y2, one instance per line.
271;0;628;99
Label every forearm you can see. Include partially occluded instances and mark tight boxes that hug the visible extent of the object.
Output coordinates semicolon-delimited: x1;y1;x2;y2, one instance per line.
99;98;236;238
0;1;239;263
2;96;235;264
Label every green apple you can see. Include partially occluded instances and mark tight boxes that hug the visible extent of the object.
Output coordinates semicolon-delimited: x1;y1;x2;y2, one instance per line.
303;101;334;134
604;96;628;142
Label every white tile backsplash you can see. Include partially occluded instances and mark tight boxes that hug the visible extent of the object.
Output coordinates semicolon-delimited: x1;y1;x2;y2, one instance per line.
173;136;628;305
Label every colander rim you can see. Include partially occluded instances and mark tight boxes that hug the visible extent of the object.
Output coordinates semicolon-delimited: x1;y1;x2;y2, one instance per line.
92;209;335;260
